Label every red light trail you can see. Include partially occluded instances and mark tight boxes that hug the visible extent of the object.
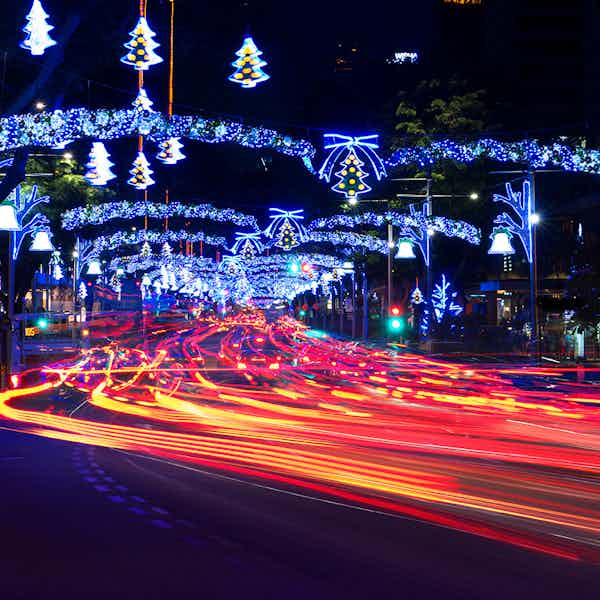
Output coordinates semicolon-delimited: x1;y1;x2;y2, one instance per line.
2;310;600;562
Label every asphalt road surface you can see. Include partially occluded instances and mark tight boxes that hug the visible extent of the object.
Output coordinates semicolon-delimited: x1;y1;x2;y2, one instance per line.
1;426;598;600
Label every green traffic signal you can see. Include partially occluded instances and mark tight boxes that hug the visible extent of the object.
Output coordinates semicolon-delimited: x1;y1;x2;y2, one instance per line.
36;317;49;330
388;317;405;333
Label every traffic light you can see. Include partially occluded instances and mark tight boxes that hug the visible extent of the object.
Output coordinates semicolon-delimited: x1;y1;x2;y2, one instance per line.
388;317;405;333
301;262;313;274
36;317;49;331
387;306;405;334
288;261;300;274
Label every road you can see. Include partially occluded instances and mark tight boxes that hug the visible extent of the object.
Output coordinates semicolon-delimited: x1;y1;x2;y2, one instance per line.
1;427;598;600
1;310;599;598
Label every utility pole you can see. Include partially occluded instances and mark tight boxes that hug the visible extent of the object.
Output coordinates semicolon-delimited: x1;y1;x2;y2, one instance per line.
528;169;540;362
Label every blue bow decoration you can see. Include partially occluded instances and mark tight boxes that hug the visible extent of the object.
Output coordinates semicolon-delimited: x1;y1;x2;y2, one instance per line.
318;134;387;183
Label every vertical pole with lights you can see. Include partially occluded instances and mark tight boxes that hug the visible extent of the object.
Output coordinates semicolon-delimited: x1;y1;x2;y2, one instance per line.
386;219;393;317
489;172;541;360
528;170;540;361
425;175;432;301
0;185;53;388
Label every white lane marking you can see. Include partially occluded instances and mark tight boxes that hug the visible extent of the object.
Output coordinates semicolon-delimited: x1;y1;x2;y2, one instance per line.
109;449;475;537
69;399;89;417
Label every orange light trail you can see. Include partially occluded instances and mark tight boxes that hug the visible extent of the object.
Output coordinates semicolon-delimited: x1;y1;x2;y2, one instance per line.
2;310;600;562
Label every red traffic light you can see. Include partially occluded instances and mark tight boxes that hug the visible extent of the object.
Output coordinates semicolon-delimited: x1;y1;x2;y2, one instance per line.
390;306;401;317
301;262;312;274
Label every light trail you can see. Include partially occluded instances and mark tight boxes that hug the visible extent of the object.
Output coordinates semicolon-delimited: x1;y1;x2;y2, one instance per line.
2;310;600;562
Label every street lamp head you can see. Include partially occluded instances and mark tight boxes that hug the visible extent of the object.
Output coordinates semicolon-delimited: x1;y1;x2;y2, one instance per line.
348;198;358;206
86;259;102;276
35;101;46;111
63;152;73;161
530;213;541;225
29;229;55;252
488;227;515;255
0;199;21;231
469;192;479;200
72;250;79;258
396;239;416;259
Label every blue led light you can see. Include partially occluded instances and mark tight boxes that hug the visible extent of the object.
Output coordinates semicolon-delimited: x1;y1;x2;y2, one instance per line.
228;36;270;89
319;134;387;200
492;181;533;263
0;108;316;166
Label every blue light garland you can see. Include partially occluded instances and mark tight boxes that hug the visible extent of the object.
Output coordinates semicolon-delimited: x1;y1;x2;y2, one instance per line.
386;139;600;174
92;229;226;255
62;201;260;231
308;210;480;245
0;108;316;165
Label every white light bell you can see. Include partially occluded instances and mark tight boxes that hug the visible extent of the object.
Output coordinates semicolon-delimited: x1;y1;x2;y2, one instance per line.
0;201;21;231
396;239;416;259
488;230;515;255
29;229;54;251
86;260;102;275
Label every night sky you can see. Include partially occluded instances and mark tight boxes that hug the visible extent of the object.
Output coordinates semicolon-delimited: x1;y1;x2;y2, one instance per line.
0;0;440;216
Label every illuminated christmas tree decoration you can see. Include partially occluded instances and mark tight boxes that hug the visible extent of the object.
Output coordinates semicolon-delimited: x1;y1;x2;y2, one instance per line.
231;231;264;259
332;151;371;200
264;209;307;251
228;36;270;89
20;0;57;56
121;16;163;71
127;151;155;190
140;240;152;258
132;88;154;112
161;241;173;258
411;286;424;305
156;137;185;164
78;281;88;301
84;142;116;186
319;134;387;200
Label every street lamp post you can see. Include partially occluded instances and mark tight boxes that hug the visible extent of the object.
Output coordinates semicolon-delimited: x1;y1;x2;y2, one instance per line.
0;185;53;388
488;170;542;360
